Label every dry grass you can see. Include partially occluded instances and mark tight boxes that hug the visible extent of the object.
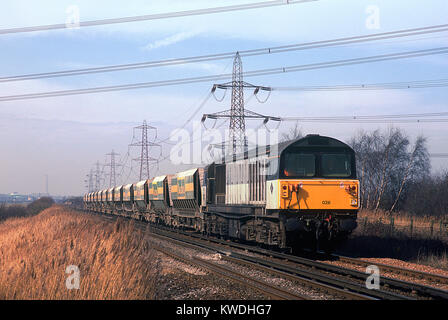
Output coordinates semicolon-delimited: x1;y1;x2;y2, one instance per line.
339;213;448;270
0;205;159;300
416;251;448;270
359;209;447;229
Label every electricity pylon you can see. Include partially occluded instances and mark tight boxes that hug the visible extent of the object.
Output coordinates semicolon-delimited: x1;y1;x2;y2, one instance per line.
129;120;161;180
201;52;279;159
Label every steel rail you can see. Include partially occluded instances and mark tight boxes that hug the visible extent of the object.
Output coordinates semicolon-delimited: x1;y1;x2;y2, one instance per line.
147;225;406;300
147;227;374;300
154;245;307;300
151;224;448;300
329;254;448;286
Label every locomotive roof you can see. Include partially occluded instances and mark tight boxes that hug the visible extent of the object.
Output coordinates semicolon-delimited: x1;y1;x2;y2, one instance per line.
279;134;354;152
227;134;353;161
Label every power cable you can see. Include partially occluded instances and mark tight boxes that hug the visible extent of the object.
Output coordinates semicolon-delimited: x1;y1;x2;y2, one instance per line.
271;78;448;91
280;111;448;121
156;56;234;145
2;47;448;102
2;23;448;83
0;0;316;35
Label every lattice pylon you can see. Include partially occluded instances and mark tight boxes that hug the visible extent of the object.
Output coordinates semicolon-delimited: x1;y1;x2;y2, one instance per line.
229;52;247;156
104;150;120;187
93;161;102;191
129;120;160;181
201;52;280;160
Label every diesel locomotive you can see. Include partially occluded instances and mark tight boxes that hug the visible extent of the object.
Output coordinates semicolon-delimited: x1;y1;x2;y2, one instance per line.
84;134;360;250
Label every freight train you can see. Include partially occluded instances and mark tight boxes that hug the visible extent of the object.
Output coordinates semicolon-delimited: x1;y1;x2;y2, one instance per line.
84;134;360;251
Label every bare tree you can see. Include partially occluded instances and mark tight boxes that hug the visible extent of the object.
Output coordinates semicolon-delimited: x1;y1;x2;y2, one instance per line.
280;122;303;142
350;128;430;213
389;136;429;212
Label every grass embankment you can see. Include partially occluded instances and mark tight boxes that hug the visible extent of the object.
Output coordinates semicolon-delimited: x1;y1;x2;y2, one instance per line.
0;206;158;299
339;210;448;270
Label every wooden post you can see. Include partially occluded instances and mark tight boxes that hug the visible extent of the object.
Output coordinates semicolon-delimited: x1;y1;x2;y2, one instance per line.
390;217;395;234
430;220;434;237
410;218;413;238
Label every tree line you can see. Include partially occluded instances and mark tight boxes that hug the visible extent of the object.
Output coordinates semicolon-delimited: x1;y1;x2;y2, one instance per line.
0;197;54;221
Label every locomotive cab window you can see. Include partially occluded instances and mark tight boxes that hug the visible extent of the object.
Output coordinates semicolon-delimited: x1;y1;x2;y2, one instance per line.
321;153;352;177
282;152;315;177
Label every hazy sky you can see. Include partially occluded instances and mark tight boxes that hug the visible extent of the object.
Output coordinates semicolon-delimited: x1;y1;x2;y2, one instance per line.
0;0;447;195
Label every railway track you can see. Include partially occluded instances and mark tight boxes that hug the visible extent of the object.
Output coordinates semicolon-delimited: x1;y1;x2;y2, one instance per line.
147;225;408;300
139;220;448;299
326;253;448;286
154;245;307;300
167;228;448;299
94;211;374;299
295;247;448;287
149;228;373;300
84;209;448;300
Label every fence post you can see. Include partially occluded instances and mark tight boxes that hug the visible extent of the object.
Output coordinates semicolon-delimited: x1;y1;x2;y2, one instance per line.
430;220;434;237
390;217;394;234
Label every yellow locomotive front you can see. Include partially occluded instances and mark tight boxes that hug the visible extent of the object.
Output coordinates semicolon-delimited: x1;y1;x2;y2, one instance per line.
277;179;359;211
266;135;359;250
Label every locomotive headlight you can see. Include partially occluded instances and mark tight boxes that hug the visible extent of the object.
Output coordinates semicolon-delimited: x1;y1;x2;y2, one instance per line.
351;199;358;206
346;185;358;196
281;183;289;198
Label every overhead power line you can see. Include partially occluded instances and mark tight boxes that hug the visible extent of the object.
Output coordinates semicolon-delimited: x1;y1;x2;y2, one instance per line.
270;79;448;91
430;153;448;158
1;47;448;102
0;0;316;35
280;111;448;121
279;109;448;123
280;118;448;123
2;23;448;83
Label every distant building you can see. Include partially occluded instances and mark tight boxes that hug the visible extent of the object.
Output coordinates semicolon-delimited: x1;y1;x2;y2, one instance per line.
0;193;37;204
0;193;69;204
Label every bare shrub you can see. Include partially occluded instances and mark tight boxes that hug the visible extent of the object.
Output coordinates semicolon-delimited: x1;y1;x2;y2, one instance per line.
0;205;28;221
0;197;55;221
26;197;54;216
